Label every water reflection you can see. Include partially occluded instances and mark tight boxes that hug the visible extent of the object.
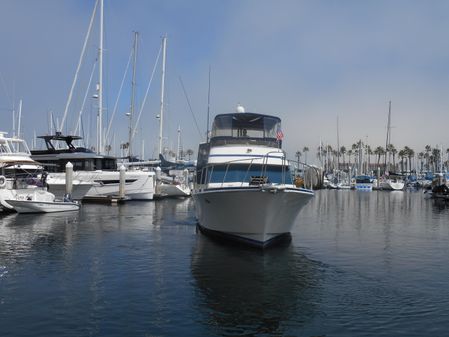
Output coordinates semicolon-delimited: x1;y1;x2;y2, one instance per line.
191;235;323;336
0;212;80;265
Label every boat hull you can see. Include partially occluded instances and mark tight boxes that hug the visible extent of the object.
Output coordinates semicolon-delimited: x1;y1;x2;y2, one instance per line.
5;199;80;213
45;181;93;200
355;183;373;191
379;180;405;191
156;182;191;198
0;188;55;210
192;186;313;247
47;171;155;200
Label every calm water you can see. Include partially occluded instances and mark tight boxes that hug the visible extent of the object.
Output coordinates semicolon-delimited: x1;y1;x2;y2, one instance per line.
1;191;448;336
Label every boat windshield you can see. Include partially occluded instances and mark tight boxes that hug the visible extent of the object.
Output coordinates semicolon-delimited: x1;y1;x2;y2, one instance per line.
211;113;281;140
8;139;30;154
197;163;291;185
0;138;30;155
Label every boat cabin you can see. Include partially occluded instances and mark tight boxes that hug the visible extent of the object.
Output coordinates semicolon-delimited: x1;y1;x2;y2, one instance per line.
210;112;282;147
31;134;117;172
196;113;291;186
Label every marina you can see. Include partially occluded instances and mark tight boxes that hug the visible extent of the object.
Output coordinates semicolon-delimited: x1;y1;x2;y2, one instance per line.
3;0;449;336
1;191;449;336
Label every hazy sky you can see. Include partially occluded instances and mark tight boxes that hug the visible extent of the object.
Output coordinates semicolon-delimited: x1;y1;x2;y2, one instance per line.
1;0;449;160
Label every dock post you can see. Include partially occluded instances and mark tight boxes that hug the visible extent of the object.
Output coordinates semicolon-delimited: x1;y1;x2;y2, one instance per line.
183;169;188;186
119;165;126;199
65;162;73;197
155;166;162;195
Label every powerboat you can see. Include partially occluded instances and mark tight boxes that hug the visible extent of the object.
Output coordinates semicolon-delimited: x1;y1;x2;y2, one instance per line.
31;134;155;200
0;132;58;211
354;175;373;191
5;197;79;213
192;107;314;247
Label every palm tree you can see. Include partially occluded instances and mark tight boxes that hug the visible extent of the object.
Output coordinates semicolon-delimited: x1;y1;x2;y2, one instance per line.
390;147;397;172
302;146;309;164
446;148;449;170
398;149;406;174
352;143;359;170
295;150;302;174
366;145;373;172
326;145;333;170
407;147;415;173
347;149;353;167
425;145;432;170
332;149;339;170
374;146;385;168
431;148;441;172
186;149;194;160
340;146;347;169
418;152;424;173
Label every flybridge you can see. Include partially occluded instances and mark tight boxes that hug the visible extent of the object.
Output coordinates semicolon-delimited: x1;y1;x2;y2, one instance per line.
36;133;85;152
210;112;282;147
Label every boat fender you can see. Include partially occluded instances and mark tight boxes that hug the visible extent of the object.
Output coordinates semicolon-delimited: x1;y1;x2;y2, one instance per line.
0;175;6;188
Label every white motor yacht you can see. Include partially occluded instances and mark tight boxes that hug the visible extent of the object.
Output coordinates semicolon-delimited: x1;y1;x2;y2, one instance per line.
192;108;314;247
0;132;57;211
31;134;155;200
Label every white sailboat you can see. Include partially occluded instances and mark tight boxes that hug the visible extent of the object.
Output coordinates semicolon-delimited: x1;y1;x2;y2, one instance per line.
152;35;192;198
32;0;155;201
380;101;405;191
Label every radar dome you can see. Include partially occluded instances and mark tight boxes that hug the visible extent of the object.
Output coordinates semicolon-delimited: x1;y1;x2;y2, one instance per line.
236;104;245;113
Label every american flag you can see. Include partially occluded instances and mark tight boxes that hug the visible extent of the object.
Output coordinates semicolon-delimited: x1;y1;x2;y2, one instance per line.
276;127;284;140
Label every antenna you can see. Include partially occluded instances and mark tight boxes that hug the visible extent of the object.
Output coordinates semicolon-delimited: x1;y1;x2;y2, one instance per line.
207;65;211;142
17;99;22;138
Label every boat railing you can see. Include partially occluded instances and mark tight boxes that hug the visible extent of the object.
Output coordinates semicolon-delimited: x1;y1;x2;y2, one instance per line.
197;151;293;189
287;158;323;189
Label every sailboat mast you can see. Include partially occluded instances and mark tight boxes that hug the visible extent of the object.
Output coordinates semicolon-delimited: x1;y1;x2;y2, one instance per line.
129;31;138;159
158;35;167;155
98;0;104;154
336;116;340;171
176;125;181;159
17;99;22;138
384;100;391;171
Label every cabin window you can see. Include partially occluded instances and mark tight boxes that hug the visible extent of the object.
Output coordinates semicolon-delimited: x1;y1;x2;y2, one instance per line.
211;114;281;140
199;164;291;185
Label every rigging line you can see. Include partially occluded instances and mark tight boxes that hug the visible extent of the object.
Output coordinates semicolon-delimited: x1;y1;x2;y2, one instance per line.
131;43;162;142
178;76;203;139
105;45;133;144
73;61;97;135
59;0;99;133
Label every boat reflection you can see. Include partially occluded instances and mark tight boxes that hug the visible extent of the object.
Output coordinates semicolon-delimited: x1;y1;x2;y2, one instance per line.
191;234;323;336
0;211;80;264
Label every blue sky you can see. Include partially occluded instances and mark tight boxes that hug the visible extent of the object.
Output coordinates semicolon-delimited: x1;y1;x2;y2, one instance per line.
1;0;449;160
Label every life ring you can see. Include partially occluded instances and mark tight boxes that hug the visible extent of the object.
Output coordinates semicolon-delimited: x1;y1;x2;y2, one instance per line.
0;175;6;188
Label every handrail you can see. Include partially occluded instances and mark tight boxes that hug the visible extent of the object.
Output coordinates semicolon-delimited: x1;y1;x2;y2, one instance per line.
197;151;293;189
